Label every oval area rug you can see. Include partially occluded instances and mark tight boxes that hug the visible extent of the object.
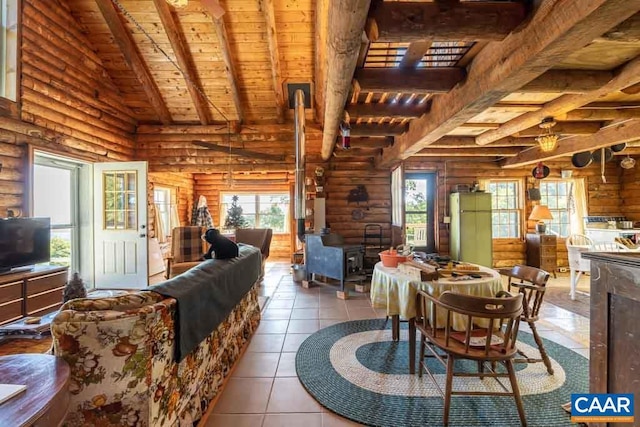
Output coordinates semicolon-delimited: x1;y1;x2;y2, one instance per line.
296;319;587;427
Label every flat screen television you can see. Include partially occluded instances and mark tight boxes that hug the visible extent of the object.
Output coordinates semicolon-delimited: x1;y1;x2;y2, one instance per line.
0;217;51;274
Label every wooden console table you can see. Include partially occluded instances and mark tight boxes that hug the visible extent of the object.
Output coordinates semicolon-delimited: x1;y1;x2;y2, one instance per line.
0;266;68;325
0;354;70;426
583;252;640;427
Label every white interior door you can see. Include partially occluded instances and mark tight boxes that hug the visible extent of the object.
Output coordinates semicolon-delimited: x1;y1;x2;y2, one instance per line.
93;161;148;289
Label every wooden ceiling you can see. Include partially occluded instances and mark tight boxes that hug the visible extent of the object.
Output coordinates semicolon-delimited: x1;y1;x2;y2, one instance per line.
62;0;640;169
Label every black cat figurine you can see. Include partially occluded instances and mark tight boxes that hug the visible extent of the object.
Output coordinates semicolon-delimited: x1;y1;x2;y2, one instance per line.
203;228;239;260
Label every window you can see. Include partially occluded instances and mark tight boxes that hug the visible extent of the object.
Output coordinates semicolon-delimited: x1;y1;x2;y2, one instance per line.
1;0;18;101
220;193;290;233
33;155;81;270
154;187;175;238
488;180;521;238
539;180;571;237
103;171;137;230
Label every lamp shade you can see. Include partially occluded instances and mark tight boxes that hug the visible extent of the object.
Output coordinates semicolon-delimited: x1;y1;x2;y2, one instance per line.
529;205;553;221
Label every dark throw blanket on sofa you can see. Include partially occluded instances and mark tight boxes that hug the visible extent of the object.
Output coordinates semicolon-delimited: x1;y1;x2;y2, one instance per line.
149;244;261;361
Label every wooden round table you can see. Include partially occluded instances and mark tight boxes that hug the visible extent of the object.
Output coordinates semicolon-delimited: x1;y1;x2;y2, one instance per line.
0;354;70;426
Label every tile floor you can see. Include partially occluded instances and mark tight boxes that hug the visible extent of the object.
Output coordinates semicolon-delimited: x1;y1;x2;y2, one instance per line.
207;262;590;427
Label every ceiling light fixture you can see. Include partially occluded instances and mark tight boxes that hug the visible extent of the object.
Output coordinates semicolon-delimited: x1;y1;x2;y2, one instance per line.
536;117;559;152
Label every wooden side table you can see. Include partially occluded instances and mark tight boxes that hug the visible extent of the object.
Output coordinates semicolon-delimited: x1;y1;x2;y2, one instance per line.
0;354;70;426
526;233;557;277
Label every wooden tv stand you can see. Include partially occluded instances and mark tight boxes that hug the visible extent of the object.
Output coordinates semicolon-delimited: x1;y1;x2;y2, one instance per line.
0;266;69;325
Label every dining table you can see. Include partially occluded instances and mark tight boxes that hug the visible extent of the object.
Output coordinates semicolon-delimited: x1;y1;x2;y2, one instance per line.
370;261;504;373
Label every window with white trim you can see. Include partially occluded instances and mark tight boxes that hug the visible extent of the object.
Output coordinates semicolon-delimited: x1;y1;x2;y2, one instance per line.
488;180;521;238
539;180;571;237
1;0;18;101
220;193;290;233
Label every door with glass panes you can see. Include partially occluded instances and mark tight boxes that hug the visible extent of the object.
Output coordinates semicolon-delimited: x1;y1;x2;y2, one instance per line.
404;173;436;253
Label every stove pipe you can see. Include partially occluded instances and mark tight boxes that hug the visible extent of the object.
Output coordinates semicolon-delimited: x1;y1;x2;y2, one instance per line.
294;89;306;242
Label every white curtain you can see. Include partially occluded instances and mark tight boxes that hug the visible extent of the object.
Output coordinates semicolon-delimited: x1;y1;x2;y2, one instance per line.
568;178;587;235
391;165;404;226
154;204;167;243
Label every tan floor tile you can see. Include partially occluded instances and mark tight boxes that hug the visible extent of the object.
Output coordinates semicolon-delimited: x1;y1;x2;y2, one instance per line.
262;309;292;320
538;330;587;349
322;411;367;426
268;300;295;309
267;378;323;413
319;307;349;320
320;319;345;329
288;319;320;333
345;299;373;308
263;413;322;427
272;293;297;300
291;308;320;319
294;299;320;309
282;333;312;352
256;320;290;334
205;414;264;427
572;347;590;359
347;307;377;320
233;352;280;378
214;378;273;413
276;352;297;377
247;334;286;353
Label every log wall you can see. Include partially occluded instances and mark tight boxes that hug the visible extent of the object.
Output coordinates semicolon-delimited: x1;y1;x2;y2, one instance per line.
0;0;136;215
192;173;295;260
405;159;623;269
621;157;640;222
148;172;195;240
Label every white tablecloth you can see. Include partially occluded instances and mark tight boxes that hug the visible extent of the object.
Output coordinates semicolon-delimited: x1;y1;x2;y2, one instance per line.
370;262;503;329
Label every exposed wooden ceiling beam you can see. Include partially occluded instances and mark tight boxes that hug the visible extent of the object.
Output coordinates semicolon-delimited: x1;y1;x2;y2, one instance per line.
354;68;466;93
95;0;172;124
259;0;286;123
379;0;640;167
314;0;329;124
400;41;432;69
150;163;295;173
598;12;640;42
519;70;613;93
348;136;394;149
321;0;372;160
430;136;538;148
557;108;640;121
332;146;381;157
192;141;285;161
351;123;407;137
622;82;640;95
152;0;211;125
502;119;640;168
414;147;522;157
367;1;526;42
346;102;428;119
516;121;602;137
212;13;244;123
476;55;640;146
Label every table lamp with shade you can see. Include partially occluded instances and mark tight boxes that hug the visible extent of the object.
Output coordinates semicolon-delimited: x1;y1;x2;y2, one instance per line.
529;205;553;234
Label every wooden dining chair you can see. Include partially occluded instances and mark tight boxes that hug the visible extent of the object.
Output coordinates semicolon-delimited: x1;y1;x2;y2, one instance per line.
415;290;526;426
498;265;553;375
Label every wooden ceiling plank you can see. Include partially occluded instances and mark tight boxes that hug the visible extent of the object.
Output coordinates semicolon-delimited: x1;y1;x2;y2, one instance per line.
367;1;527;42
212;14;244;124
348;136;394;149
520;70;614;93
430;136;538;148
321;0;372;160
414;147;522;157
259;0;286;123
379;0;640;167
503;119;640;168
476;54;640;146
351;123;407;136
314;0;330;124
558;108;640;121
152;0;211;125
598;12;640;43
355;68;466;93
94;0;172;124
516;121;602;136
346;102;428;119
400;40;432;69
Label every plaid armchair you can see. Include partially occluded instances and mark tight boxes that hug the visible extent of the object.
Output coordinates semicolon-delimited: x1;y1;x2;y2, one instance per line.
167;226;206;278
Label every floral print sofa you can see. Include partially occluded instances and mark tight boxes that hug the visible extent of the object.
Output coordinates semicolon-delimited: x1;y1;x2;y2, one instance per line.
50;282;260;426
